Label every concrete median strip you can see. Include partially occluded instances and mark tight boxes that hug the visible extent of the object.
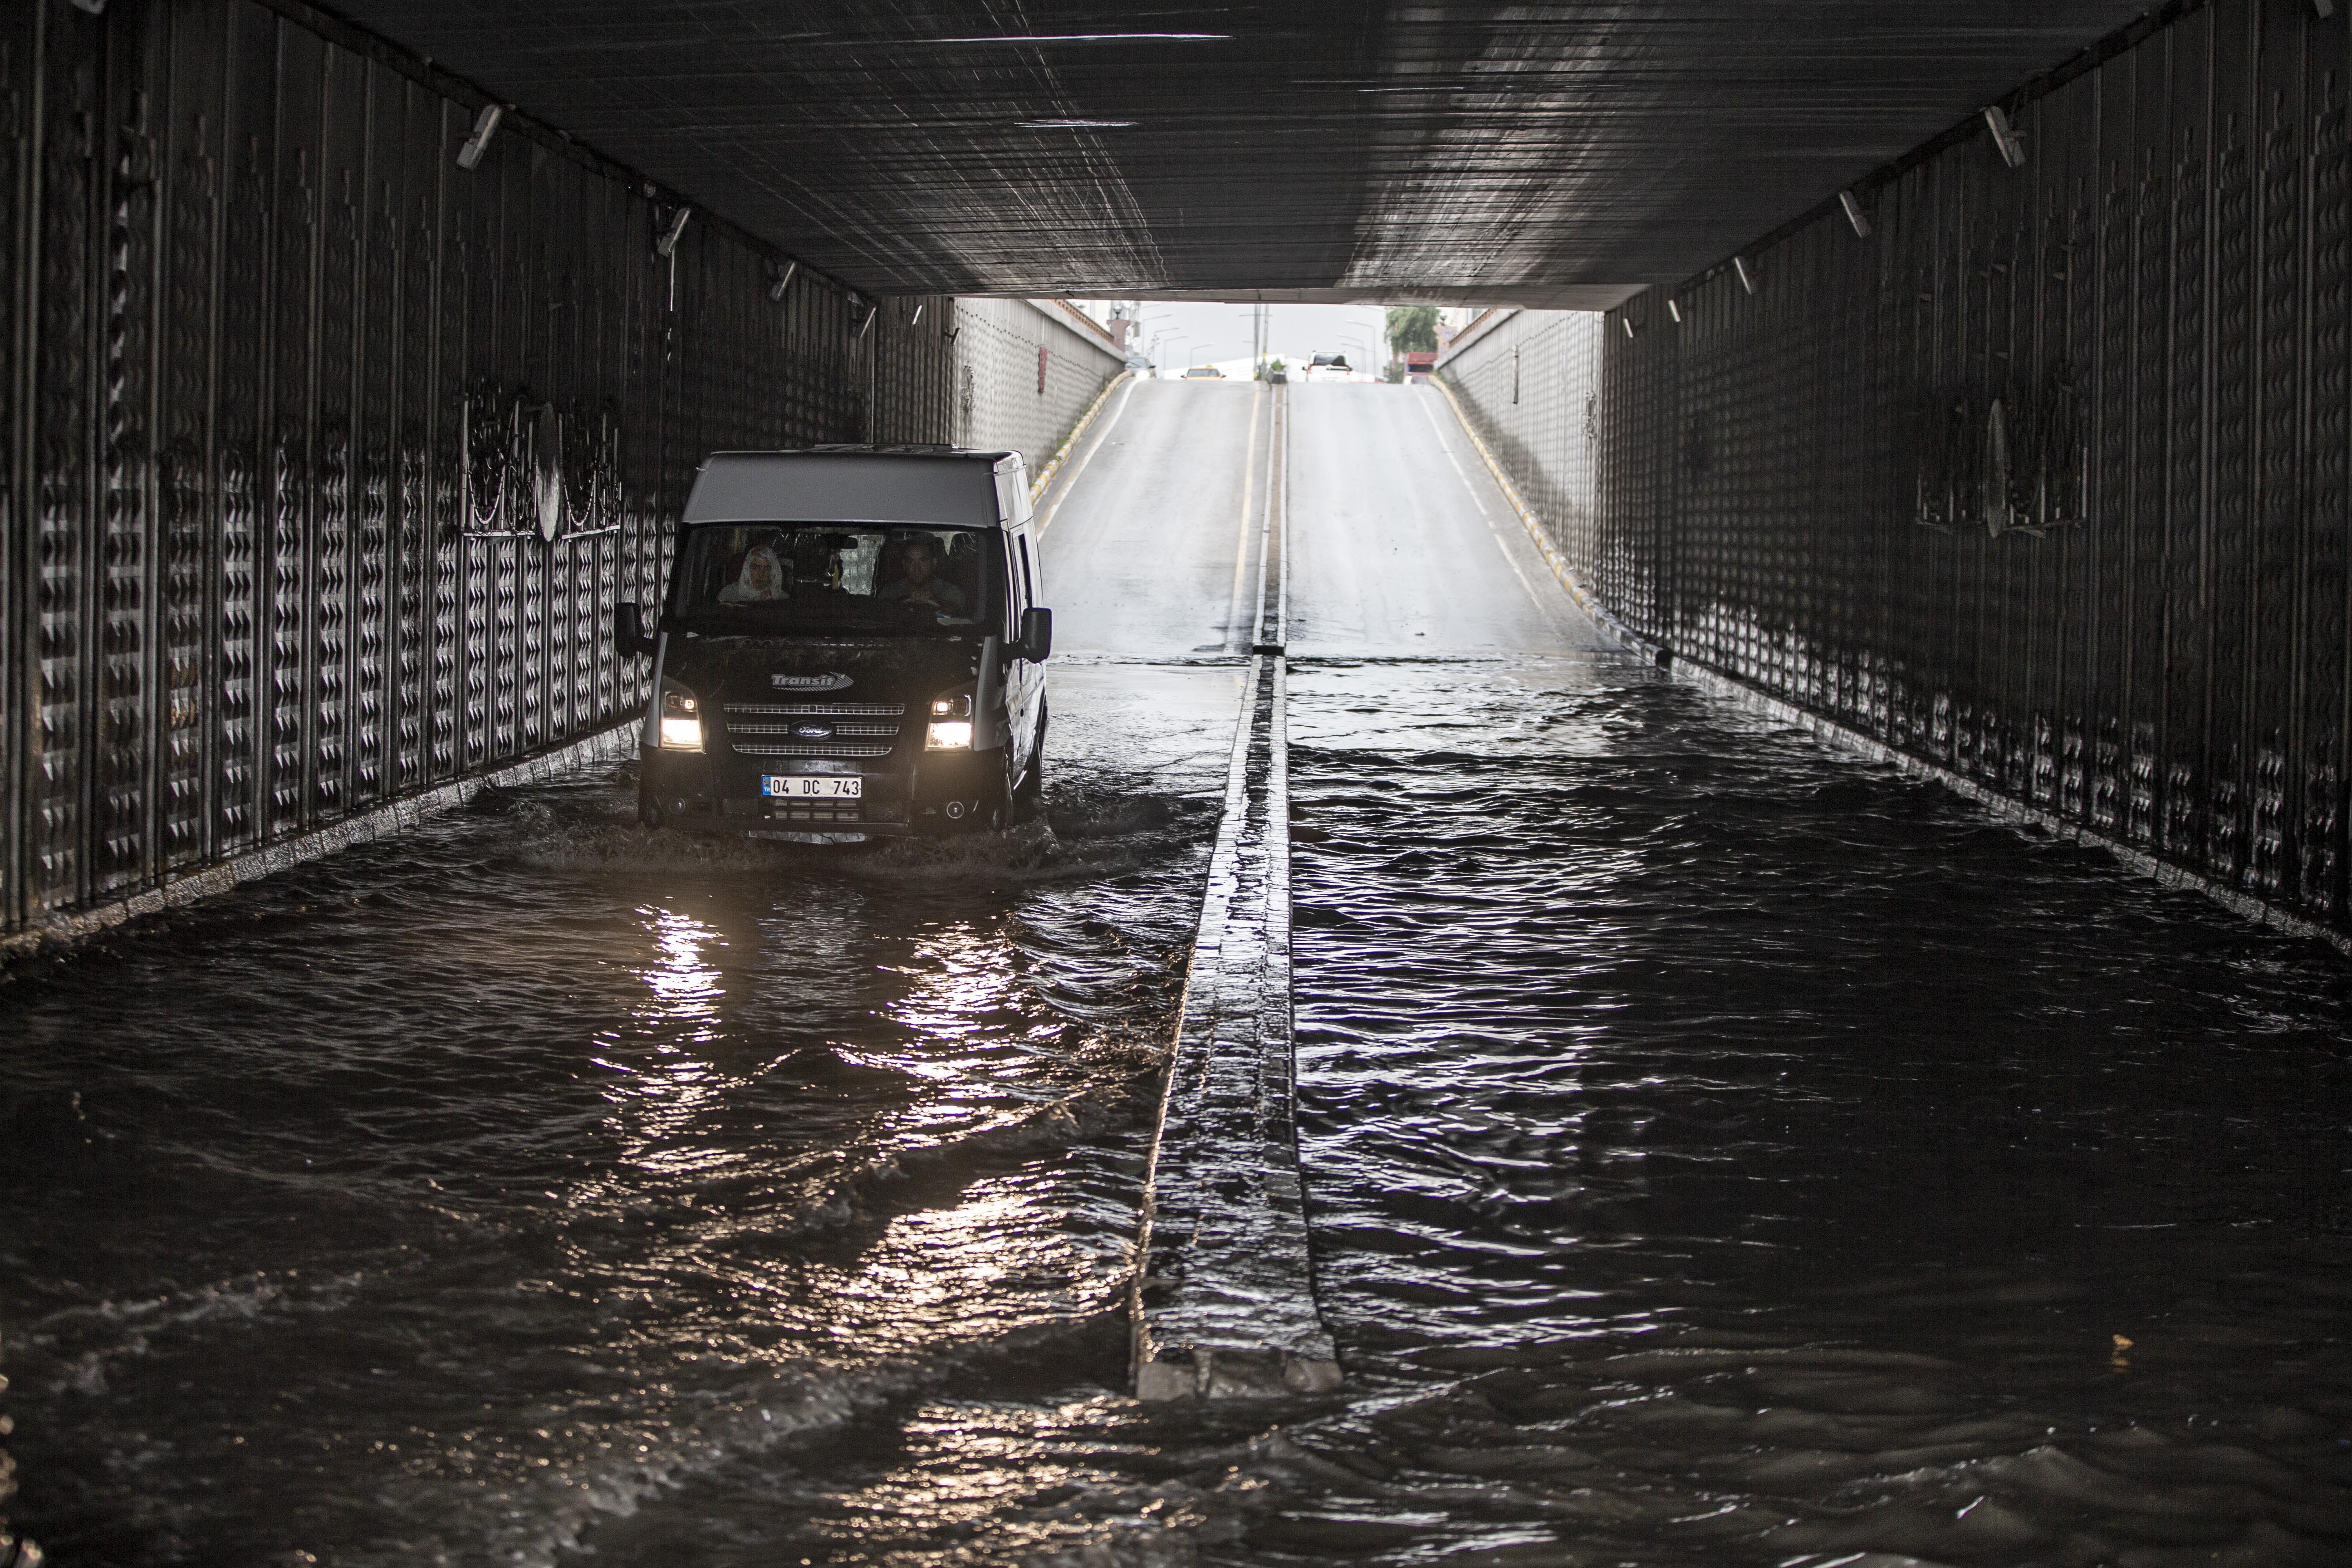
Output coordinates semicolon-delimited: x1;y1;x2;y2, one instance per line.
1133;382;1338;1400
1132;650;1338;1400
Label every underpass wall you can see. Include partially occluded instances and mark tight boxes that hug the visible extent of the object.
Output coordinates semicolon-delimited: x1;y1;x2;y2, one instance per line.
0;0;959;942
949;298;1126;473
1436;309;1606;604
1449;0;2352;942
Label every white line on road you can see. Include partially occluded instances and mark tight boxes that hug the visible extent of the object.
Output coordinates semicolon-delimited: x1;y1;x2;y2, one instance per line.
1224;382;1266;650
1416;389;1567;628
1250;385;1281;647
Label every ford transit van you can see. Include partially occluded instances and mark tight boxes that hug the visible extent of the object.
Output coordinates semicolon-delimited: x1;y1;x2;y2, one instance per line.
615;447;1052;841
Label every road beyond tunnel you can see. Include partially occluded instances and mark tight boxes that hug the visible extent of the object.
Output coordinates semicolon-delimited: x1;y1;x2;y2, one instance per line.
4;377;2348;1568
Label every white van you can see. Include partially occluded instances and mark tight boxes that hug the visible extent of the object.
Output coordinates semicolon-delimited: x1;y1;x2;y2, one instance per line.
614;446;1052;840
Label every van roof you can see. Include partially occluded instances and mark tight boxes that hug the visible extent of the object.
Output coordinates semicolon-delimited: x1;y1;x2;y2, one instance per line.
684;449;1022;528
701;445;1018;463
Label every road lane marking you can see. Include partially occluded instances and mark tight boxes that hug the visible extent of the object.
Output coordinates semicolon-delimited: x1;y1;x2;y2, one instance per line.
1034;374;1140;539
1250;385;1282;646
1224;381;1265;650
1276;387;1290;647
1416;389;1565;628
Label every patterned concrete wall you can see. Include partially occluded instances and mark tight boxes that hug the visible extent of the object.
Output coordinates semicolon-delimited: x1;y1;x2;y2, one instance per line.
1437;309;1604;598
1447;0;2352;939
950;298;1126;475
0;0;956;938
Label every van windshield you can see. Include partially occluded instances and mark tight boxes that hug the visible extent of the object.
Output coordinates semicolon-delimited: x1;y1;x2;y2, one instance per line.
668;523;1001;637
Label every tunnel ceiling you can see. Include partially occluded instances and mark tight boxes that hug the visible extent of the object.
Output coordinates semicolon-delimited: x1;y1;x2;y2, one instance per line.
325;1;2152;307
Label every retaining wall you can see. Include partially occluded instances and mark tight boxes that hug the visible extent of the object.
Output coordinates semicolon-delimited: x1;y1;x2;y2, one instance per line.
1446;0;2352;942
950;297;1126;473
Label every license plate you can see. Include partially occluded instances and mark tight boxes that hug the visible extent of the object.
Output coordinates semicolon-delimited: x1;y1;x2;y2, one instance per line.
763;775;862;799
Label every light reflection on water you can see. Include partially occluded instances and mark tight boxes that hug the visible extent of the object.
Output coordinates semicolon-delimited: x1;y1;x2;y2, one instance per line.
0;774;1212;1568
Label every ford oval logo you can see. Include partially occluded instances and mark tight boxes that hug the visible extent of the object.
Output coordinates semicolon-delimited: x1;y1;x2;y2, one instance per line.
794;722;834;740
772;672;853;692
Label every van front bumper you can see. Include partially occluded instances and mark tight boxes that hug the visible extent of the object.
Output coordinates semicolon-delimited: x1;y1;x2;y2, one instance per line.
639;745;1004;837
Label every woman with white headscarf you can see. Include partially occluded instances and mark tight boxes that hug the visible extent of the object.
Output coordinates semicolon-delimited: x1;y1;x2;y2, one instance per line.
717;544;788;603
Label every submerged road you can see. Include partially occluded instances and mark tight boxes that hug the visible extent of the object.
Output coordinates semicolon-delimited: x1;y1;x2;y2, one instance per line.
3;380;2350;1567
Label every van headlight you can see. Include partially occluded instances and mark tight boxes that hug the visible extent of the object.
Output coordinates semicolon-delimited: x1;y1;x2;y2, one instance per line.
658;681;704;751
926;685;975;750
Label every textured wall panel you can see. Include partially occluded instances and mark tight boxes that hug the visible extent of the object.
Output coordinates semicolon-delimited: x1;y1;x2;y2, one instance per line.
946;297;1125;474
1;0;962;937
1445;0;2352;939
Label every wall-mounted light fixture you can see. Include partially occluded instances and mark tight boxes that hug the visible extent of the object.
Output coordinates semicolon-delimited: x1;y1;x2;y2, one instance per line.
1666;299;1683;324
456;104;502;170
655;206;691;258
768;259;798;301
1983;105;2027;169
909;302;924;326
1622;315;1637;339
1839;191;1872;238
858;305;878;338
2317;0;2336;19
1733;256;1757;295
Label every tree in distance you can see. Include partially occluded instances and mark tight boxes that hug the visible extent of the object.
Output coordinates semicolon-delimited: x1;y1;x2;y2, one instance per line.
1385;305;1441;356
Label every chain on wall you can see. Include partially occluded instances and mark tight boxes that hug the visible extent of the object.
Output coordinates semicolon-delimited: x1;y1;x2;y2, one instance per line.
1;0;955;936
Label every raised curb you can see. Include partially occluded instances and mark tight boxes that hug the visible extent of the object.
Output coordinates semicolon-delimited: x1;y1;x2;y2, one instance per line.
1427;374;1662;664
1132;652;1339;1400
1;722;637;961
1029;370;1133;506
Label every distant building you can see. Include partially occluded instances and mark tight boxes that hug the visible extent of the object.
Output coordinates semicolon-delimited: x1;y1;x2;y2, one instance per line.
1405;350;1438;383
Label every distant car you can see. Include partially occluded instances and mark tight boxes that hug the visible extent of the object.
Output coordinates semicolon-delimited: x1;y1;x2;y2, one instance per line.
1179;365;1226;379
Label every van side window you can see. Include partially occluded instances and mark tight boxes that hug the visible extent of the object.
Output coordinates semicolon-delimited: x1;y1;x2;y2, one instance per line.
1004;534;1028;636
1016;535;1036;608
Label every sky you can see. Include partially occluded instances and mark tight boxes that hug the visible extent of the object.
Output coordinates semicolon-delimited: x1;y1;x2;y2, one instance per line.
1118;300;1396;374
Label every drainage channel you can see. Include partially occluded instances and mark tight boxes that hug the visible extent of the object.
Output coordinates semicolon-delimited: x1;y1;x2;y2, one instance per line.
1131;385;1340;1399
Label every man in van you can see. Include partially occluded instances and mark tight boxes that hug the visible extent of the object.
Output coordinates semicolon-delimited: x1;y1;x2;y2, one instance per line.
877;533;967;617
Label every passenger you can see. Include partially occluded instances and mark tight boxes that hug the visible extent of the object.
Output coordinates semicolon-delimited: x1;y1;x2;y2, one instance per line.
718;544;789;603
877;534;967;615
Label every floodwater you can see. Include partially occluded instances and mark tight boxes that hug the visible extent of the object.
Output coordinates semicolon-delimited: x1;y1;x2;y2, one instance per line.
5;381;2351;1566
1276;655;2352;1567
0;752;1221;1568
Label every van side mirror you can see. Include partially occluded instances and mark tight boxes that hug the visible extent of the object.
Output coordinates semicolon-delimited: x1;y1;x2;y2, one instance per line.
615;601;657;657
1018;606;1053;662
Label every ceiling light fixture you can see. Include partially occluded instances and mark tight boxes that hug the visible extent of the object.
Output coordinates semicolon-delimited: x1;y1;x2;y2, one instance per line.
456;104;502;170
1983;105;2027;169
1839;191;1872;238
655;206;691;258
1733;256;1757;295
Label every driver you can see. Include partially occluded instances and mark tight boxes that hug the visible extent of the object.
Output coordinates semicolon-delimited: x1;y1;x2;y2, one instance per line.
717;543;789;603
877;534;967;615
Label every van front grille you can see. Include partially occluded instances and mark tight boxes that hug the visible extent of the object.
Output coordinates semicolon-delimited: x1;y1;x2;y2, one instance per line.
724;700;904;761
729;702;906;717
730;741;895;759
